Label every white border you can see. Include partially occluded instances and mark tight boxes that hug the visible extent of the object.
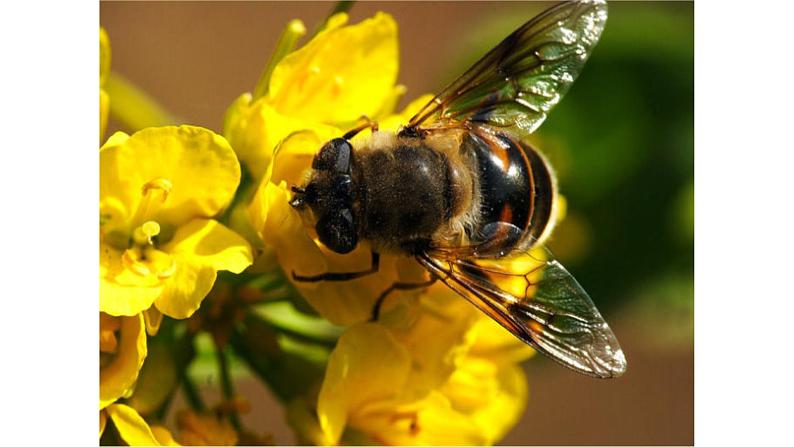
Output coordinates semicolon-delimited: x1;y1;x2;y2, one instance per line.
1;0;97;444
696;0;794;445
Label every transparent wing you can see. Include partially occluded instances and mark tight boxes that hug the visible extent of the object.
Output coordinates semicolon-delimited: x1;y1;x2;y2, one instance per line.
418;241;626;378
408;0;608;138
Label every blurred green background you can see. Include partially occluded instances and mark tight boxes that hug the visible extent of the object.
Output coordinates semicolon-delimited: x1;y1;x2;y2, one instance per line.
101;1;693;445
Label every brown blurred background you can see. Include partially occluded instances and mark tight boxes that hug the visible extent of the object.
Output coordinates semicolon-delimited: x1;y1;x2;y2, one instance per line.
101;1;693;445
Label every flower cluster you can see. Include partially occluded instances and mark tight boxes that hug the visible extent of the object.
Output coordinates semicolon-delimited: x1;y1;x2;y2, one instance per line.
100;9;540;446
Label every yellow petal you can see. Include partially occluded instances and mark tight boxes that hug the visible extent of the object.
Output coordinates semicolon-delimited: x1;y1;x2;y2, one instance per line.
151;425;181;446
374;93;435;134
100;242;164;317
100;89;109;144
286;398;327;446
440;361;528;444
163;218;253;274
352;392;488;446
99;132;131;233
474;363;528;444
100;27;111;87
268;12;399;124
317;323;411;445
106;403;161;446
100;125;241;228
269;129;338;187
154;255;216;319
100;411;107;438
126;343;177;416
372;84;407;120
102;130;130;149
223;94;340;182
383;292;480;398
100;314;147;409
248;181;326;281
143;306;163;336
468;314;536;365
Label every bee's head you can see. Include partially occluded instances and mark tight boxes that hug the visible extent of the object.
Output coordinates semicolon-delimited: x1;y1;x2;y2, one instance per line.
290;137;358;254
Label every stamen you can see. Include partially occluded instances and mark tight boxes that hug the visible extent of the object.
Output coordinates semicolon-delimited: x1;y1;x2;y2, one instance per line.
122;248;151;276
131;178;172;226
121;245;176;280
142;178;173;198
132;220;161;245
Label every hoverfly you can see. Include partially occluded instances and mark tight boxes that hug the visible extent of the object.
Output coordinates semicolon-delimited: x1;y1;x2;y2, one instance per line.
289;0;626;378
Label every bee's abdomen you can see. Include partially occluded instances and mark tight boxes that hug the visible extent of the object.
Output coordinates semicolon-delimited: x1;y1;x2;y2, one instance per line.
467;130;555;248
356;144;450;247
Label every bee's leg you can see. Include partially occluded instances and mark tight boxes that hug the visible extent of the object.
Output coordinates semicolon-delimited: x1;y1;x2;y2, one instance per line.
292;252;380;283
371;276;438;321
343;116;379;140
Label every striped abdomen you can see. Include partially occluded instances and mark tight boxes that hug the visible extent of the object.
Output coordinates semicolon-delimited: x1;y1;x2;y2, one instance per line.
466;129;556;250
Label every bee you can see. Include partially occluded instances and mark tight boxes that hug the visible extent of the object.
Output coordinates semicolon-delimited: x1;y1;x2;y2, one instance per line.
289;0;626;378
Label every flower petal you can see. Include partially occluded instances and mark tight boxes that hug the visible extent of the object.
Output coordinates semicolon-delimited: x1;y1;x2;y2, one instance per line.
268;12;399;124
106;404;161;446
358;392;490;446
100;243;163;316
100;411;107;438
151;426;180;446
223;95;340;182
441;361;529;444
163;218;253;274
100;125;241;228
100;314;147;409
372;93;435;135
100;89;110;144
154;255;216;319
317;323;411;445
100;27;111;87
383;292;480;398
248;180;327;280
126;343;178;417
468;314;536;365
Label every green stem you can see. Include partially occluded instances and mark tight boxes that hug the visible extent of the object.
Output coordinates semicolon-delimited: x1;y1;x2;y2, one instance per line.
179;368;206;412
252;19;307;100
253;312;338;348
105;72;179;131
216;344;242;430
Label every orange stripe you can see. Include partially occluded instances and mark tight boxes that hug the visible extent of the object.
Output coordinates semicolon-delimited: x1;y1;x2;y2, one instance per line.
499;203;514;225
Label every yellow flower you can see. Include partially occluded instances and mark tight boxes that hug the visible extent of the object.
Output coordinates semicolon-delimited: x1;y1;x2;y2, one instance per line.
224;12;403;182
313;294;530;446
247;93;432;325
100;125;253;319
101;403;179;446
100;312;147;409
231;13;434;325
100;27;111;143
174;410;238;446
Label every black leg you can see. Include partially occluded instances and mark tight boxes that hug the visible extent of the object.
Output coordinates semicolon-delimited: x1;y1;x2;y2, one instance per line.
371;276;438;321
292;252;380;283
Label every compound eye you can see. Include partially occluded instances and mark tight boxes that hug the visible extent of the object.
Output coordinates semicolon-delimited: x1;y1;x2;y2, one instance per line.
312;138;352;174
316;208;358;254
